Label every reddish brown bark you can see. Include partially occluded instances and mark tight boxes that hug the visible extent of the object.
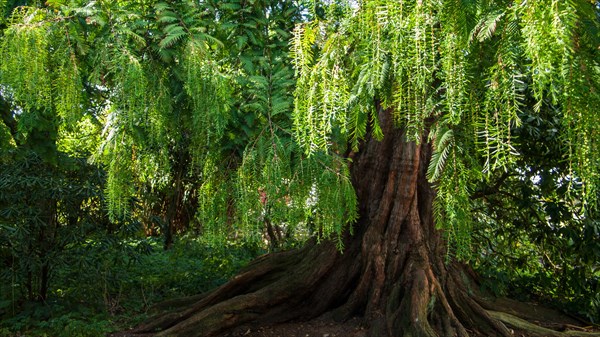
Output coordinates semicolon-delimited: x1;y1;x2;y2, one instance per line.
129;109;515;337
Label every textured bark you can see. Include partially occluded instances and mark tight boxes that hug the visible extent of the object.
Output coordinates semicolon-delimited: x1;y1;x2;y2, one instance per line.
128;109;559;336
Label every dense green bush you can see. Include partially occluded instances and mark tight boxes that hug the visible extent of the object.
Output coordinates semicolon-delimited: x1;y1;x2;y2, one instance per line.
0;150;115;301
0;236;262;337
469;105;600;324
474;221;600;323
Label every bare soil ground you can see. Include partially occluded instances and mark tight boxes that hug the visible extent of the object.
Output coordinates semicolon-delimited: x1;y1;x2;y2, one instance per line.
110;317;369;337
218;318;534;337
217;317;600;337
219;317;368;337
112;316;599;337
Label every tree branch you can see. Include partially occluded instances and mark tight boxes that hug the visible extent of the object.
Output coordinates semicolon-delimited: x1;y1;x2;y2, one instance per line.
470;171;514;200
0;95;18;140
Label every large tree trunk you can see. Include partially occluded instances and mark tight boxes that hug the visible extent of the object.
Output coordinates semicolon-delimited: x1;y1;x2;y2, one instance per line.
127;109;558;337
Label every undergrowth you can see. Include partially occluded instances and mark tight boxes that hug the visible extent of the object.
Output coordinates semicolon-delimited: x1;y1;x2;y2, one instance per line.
0;236;263;337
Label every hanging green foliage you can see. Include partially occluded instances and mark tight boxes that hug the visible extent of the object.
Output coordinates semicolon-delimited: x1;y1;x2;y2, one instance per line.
0;0;339;246
0;8;53;112
292;0;600;256
2;0;598;258
183;41;232;165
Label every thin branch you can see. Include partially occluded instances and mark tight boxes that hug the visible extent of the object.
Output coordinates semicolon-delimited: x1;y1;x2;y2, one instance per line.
470;171;515;200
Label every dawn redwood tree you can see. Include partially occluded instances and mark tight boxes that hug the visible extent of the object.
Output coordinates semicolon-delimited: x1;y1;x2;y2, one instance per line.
131;1;600;336
1;1;600;336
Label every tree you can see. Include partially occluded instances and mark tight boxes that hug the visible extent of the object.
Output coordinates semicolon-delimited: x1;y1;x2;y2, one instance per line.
0;2;144;306
131;1;600;336
1;1;599;336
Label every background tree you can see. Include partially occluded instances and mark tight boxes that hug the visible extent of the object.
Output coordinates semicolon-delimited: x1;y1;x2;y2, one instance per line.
0;0;100;305
0;0;142;312
0;0;303;251
471;100;600;323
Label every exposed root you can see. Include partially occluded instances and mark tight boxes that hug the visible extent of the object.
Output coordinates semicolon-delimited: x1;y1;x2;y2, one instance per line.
488;311;600;337
118;242;598;337
129;241;350;336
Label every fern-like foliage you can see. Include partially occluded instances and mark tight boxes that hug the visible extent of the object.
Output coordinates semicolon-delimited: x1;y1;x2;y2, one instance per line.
183;41;231;164
291;0;600;257
432;152;475;261
0;8;53;112
2;0;599;257
194;0;356;247
427;126;454;182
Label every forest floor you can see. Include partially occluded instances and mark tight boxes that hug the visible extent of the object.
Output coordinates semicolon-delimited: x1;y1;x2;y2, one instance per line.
219;317;367;337
110;317;368;337
216;317;551;337
112;314;600;337
219;321;600;337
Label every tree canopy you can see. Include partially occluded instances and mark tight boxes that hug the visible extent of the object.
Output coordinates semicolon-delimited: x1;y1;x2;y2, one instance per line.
2;0;598;255
292;0;600;256
0;0;359;249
